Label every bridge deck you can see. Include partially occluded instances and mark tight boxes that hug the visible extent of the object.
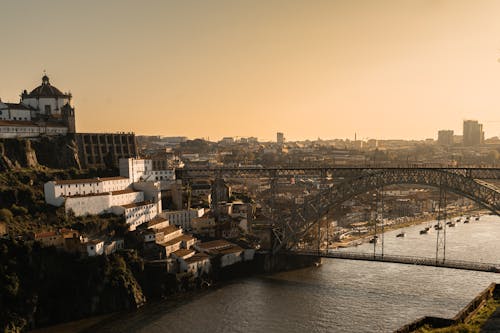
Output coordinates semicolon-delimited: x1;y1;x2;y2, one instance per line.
290;250;500;273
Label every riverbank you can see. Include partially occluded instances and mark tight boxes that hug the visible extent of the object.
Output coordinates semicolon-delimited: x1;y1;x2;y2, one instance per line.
396;283;500;333
331;209;487;249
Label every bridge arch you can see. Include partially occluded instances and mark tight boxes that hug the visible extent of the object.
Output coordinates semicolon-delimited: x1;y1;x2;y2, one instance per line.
274;168;500;253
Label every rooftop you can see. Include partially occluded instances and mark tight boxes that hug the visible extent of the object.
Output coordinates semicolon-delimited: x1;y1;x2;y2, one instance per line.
35;231;57;239
159;235;184;247
0;120;67;128
121;201;153;209
197;239;235;251
54;176;128;185
172;248;195;258
111;188;137;195
25;75;69;99
185;252;210;263
158;225;180;235
147;216;169;228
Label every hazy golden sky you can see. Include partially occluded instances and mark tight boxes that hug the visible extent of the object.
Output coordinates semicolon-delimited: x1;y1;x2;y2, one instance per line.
2;0;500;141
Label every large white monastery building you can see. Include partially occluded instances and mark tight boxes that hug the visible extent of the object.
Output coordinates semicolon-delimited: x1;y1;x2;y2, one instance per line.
44;157;175;230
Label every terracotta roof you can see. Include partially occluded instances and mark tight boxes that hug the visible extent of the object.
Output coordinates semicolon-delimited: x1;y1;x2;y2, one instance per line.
158;225;180;235
148;216;169;228
178;234;196;242
99;176;129;181
85;239;104;245
53;178;100;185
54;176;129;186
111;189;137;195
197;239;234;251
160;235;184;246
121;201;153;209
218;245;244;255
185;252;210;263
35;231;58;239
172;248;195;258
0;120;67;128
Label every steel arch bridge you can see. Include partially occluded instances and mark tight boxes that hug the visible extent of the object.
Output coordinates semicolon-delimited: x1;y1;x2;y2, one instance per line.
271;168;500;253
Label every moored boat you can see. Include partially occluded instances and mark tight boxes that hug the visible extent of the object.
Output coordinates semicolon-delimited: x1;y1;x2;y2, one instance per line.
420;227;431;234
396;232;406;238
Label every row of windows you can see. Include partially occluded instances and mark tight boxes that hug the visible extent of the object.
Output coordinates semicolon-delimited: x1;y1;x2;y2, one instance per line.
0;127;66;133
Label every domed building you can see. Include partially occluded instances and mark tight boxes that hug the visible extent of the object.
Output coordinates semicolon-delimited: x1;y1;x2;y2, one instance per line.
0;74;138;170
0;74;75;138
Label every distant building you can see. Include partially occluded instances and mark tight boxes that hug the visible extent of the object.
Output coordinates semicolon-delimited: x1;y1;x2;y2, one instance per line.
219;137;234;145
463;120;484;146
277;132;285;145
437;130;454;146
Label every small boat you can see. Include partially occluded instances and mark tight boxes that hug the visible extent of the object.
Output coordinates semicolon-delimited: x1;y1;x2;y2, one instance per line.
369;237;378;244
475;216;480;221
456;218;461;222
396;232;406;238
464;219;470;224
448;223;456;227
434;225;443;230
420;227;431;234
446;221;452;225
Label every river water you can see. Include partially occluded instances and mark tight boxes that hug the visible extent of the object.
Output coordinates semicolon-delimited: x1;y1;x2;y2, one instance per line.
94;214;500;333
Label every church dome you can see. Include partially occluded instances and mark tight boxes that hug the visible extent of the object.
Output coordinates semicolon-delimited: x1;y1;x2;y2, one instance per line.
26;75;69;98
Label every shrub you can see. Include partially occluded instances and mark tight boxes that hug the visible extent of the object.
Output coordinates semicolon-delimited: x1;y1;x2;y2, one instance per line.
0;208;13;223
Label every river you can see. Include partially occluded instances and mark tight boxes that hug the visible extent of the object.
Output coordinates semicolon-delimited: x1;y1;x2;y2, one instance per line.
93;214;500;333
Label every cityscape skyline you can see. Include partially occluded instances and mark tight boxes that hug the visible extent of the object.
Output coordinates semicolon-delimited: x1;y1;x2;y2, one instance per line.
2;0;500;141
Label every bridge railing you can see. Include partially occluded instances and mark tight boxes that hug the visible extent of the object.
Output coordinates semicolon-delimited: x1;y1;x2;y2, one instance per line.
289;250;500;272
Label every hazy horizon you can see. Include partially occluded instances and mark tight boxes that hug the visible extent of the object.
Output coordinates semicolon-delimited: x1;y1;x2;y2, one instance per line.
2;0;500;141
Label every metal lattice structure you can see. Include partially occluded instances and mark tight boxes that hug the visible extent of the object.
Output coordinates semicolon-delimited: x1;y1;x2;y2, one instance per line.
271;168;500;254
176;166;500;254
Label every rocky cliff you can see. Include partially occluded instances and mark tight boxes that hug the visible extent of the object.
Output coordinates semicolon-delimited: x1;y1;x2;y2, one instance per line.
0;136;81;171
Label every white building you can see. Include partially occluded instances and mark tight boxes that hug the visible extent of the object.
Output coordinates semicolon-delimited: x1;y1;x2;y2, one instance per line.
160;208;205;230
44;176;131;206
112;201;158;231
83;239;104;256
0;102;32;121
119;157;175;183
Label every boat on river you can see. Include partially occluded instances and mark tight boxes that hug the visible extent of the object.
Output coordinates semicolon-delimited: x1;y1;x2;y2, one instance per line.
448;222;456;227
420;227;431;234
396;232;406;238
475;216;480;221
369;236;379;244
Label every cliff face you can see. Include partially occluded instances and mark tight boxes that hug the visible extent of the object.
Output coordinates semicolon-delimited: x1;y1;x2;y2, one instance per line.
0;240;146;332
0;136;81;171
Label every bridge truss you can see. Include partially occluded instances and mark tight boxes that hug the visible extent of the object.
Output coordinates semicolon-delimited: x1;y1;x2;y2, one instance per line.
176;166;500;254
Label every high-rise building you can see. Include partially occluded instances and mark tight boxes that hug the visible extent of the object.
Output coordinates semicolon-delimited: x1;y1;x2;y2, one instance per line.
463;120;484;146
437;130;454;146
277;132;284;145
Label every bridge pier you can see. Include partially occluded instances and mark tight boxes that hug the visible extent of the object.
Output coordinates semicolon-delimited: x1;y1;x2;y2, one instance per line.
256;252;322;273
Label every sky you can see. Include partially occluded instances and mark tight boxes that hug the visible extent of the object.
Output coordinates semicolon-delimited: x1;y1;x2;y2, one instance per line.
2;0;500;141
